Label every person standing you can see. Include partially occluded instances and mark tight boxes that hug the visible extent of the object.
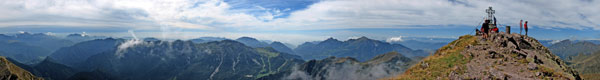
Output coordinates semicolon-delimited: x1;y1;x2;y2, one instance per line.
524;21;528;35
520;20;523;34
482;20;490;39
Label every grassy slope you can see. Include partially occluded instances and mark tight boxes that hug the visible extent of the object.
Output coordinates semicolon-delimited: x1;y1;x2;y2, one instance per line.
391;35;477;80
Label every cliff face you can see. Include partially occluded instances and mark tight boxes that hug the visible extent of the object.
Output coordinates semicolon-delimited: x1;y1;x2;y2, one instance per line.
391;33;581;80
0;56;43;80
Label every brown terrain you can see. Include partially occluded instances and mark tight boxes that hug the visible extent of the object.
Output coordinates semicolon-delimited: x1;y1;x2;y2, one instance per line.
0;56;43;80
389;32;581;80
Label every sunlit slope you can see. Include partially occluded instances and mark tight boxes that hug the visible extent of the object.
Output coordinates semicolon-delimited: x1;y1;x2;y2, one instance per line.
388;33;581;80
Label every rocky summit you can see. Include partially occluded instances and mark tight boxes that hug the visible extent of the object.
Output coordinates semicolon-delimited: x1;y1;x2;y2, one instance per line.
391;32;581;80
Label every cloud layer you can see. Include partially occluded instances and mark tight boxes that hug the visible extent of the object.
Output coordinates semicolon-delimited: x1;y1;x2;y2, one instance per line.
0;0;598;43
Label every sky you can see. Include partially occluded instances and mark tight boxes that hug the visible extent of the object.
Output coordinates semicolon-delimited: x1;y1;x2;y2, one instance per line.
0;0;598;45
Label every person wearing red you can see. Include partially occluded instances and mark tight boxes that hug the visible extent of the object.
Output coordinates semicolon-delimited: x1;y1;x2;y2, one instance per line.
524;21;528;35
492;27;498;33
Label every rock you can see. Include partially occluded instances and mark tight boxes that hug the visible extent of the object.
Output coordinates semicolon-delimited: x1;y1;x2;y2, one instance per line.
420;62;429;68
528;63;538;70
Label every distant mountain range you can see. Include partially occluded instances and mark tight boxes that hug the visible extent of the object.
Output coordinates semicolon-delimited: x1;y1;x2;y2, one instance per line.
64;33;108;43
3;32;593;79
548;40;600;60
567;50;600;80
294;37;428;61
44;39;304;79
49;38;126;67
389;40;447;52
0;33;75;63
189;37;229;43
546;40;600;80
259;52;416;80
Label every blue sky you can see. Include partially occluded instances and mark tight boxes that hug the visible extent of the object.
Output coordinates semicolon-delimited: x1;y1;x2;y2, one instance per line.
0;0;598;44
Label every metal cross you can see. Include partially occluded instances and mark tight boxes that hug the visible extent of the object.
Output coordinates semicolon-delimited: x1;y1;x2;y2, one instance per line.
486;6;495;20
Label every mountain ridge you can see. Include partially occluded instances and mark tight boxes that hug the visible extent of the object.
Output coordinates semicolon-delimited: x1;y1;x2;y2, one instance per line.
0;56;43;80
391;33;581;79
294;36;427;61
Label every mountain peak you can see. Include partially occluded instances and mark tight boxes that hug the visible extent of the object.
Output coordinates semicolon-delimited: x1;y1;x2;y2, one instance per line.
236;36;258;41
271;41;284;45
392;33;581;79
357;36;369;40
322;37;340;43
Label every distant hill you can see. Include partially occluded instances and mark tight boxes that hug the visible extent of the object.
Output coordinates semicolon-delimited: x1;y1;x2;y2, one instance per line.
67;69;116;80
389;40;447;52
64;33;107;43
31;58;78;80
236;37;271;47
49;38;126;66
548;40;600;60
234;37;296;54
0;40;51;63
269;41;295;55
543;39;600;80
294;37;428;61
568;51;600;80
189;37;229;43
390;33;581;79
0;56;43;80
258;52;416;80
0;33;74;52
0;33;75;63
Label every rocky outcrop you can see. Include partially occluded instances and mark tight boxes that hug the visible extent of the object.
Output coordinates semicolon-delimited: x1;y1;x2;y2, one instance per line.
0;56;43;80
392;33;581;80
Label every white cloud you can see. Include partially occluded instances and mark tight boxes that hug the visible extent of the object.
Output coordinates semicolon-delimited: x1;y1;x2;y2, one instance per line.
386;36;403;42
0;0;598;40
279;0;600;30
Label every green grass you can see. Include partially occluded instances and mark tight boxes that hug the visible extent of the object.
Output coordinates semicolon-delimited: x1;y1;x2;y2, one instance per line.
256;48;279;58
537;65;566;79
392;35;477;80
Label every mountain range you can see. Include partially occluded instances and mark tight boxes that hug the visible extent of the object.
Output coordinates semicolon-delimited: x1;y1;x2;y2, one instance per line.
49;38;126;67
567;50;600;80
0;33;75;63
546;40;600;80
548;40;600;60
0;32;591;80
294;37;428;61
45;39;305;80
259;52;416;80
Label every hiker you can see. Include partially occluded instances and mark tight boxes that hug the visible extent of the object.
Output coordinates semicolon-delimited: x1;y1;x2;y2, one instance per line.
494;17;498;28
492;17;499;33
481;20;490;39
524;21;528;35
520;20;523;34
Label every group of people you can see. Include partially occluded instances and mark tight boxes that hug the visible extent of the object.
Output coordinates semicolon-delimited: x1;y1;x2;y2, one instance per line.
480;19;528;39
520;20;528;35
